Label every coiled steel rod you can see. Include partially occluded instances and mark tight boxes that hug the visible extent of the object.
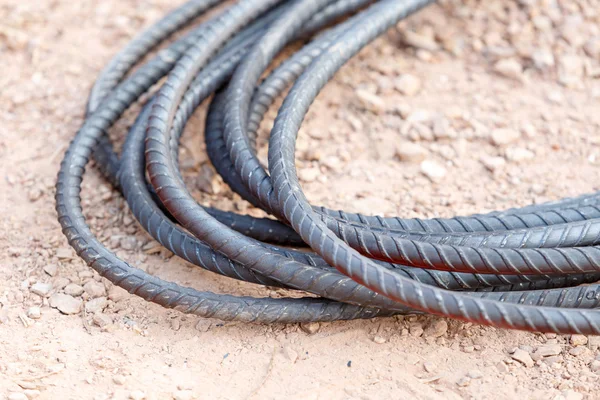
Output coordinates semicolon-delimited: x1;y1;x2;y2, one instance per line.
56;0;600;332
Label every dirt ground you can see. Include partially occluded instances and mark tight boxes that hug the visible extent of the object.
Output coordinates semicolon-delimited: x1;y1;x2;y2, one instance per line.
1;0;600;399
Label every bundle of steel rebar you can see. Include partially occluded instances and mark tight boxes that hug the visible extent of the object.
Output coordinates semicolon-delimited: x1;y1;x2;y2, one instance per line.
56;0;600;334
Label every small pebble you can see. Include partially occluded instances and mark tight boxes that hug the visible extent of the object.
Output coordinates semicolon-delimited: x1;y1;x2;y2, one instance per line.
300;322;320;335
420;160;447;182
27;306;41;320
55;248;73;260
533;344;562;359
282;346;298;363
570;334;588;346
403;30;439;52
373;336;386;344
561;390;584;400
83;281;107;299
494;58;523;80
396;142;427;163
49;294;82;315
43;264;58;277
120;236;137;251
395;74;422;96
457;376;471;387
85;297;108;314
93;313;113;328
64;283;84;297
468;370;483;379
23;389;41;399
8;393;28;400
356;89;385;114
129;391;146;400
506;147;535;163
462;345;475;353
490;128;520;146
410;323;424;337
30;282;53;297
511;349;534;368
423;361;436;373
108;286;129;302
569;346;587;357
481;156;506;172
424;320;448;338
496;362;509;373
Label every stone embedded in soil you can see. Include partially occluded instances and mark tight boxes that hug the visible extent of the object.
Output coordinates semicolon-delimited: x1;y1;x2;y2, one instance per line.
395;74;422;96
300;322;320;335
85;297;108;314
511;349;534;368
424;320;448;338
590;360;600;372
396;142;427;163
49;294;82;315
420;160;447;182
30;282;53;297
490;128;520;146
8;393;28;400
83;281;106;298
570;334;588;346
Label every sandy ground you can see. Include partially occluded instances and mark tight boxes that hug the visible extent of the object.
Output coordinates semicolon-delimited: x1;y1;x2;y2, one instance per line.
1;0;600;399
